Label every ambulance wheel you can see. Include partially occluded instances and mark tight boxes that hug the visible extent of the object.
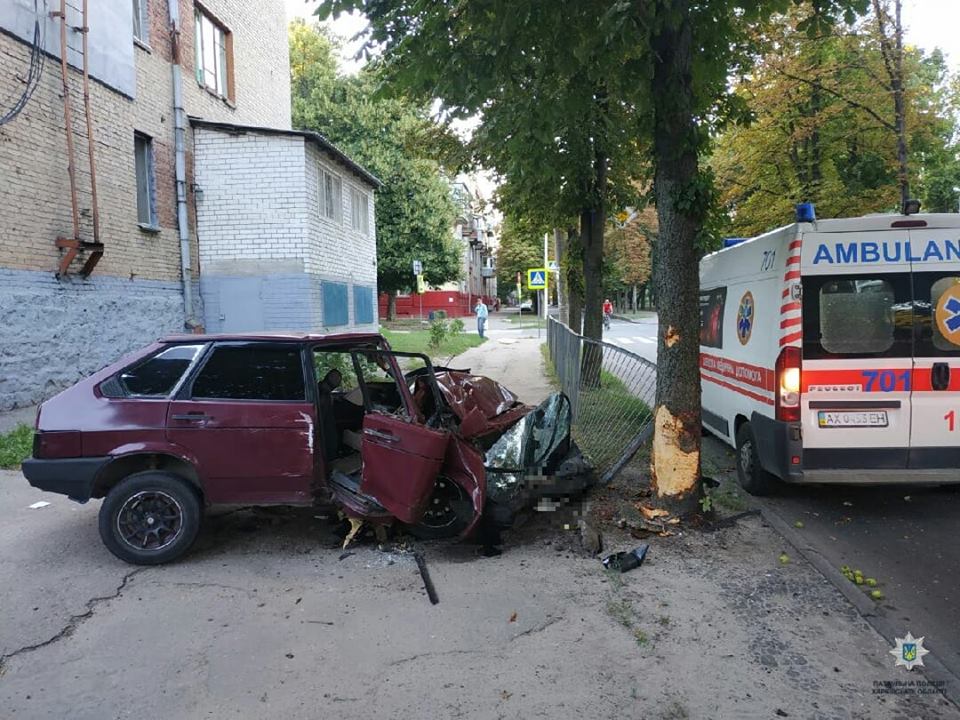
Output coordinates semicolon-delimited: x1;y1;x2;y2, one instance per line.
735;423;779;496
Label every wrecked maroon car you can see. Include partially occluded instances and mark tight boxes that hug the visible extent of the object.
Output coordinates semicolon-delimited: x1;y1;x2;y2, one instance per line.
22;333;588;565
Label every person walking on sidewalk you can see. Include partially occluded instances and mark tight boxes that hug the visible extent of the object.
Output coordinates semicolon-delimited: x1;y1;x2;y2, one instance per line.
474;298;489;339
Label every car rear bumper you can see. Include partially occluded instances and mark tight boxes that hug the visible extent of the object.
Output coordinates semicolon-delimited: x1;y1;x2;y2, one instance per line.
798;469;960;485
21;457;109;503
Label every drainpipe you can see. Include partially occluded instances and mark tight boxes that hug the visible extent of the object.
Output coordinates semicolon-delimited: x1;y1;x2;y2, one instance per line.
168;0;197;328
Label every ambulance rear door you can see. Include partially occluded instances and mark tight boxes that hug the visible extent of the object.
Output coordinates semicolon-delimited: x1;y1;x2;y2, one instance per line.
907;226;960;469
800;231;913;471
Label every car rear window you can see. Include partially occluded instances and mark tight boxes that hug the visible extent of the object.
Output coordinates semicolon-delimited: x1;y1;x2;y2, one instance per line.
110;344;206;397
802;273;912;359
191;345;306;401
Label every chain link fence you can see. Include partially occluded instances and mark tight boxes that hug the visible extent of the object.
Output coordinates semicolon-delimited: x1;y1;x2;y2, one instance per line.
547;317;657;483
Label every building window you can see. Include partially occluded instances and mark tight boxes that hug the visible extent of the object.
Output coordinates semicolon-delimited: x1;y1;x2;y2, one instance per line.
194;5;234;102
319;168;342;223
323;282;349;327
132;0;148;43
134;132;157;228
350;187;369;235
354;286;374;325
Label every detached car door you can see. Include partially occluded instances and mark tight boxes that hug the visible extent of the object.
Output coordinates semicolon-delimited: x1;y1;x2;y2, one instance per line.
167;342;316;504
352;350;450;524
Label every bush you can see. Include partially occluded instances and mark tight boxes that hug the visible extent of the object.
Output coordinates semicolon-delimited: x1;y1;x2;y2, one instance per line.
449;318;465;337
428;319;449;349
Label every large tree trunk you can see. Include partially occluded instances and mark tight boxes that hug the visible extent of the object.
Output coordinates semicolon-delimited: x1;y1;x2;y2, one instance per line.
565;226;583;333
386;291;397;321
650;0;702;517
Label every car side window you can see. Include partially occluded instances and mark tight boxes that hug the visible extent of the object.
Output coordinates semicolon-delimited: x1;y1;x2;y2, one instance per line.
106;344;206;398
190;345;306;401
699;286;726;348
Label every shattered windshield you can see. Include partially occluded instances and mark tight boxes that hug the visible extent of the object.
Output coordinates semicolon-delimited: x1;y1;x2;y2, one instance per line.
485;393;572;504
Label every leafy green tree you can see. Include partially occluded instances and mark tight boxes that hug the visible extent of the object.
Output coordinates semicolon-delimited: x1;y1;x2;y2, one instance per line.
495;214;546;305
712;4;960;236
315;0;867;516
289;20;462;319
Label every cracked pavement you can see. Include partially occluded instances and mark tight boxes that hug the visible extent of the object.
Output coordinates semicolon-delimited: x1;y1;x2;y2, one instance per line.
3;469;960;719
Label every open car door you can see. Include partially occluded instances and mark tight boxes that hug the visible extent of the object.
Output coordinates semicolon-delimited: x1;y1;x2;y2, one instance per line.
352;350;450;524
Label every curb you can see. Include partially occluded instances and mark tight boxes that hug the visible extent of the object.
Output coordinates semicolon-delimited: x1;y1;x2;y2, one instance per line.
611;314;657;324
757;501;960;710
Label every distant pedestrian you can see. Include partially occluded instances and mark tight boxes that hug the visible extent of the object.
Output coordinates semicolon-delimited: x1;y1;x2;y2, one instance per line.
474;299;489;338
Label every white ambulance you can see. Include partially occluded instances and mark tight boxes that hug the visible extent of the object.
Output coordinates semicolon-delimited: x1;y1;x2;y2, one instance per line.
699;205;960;494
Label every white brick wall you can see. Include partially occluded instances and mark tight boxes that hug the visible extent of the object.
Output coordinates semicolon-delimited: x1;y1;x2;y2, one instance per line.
194;127;378;319
194;130;308;270
303;143;377;283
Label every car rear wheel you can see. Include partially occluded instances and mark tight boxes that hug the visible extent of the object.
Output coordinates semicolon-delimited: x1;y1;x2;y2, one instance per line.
735;423;780;496
98;471;202;565
406;476;473;540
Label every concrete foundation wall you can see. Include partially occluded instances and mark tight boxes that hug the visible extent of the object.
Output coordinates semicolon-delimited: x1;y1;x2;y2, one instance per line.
0;269;188;411
201;273;378;335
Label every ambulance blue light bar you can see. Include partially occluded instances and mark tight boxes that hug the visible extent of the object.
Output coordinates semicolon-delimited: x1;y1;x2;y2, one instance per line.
796;202;816;223
723;237;747;248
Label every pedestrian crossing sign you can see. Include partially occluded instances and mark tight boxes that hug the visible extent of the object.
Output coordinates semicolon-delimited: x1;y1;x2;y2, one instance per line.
527;268;547;290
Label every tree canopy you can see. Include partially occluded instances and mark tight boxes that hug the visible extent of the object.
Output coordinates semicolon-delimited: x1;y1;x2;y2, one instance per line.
313;0;877;516
289;20;462;307
712;3;960;236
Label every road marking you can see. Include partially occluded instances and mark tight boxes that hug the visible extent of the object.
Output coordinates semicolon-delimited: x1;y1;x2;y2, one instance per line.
618;338;634;345
634;337;656;344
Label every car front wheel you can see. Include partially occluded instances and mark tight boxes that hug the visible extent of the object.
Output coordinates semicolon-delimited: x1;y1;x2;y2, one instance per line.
98;471;202;565
406;476;474;540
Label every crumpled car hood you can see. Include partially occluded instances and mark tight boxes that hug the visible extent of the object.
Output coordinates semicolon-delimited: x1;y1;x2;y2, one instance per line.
431;371;531;439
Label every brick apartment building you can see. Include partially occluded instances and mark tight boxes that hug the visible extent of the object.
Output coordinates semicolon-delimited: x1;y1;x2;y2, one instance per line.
0;0;378;410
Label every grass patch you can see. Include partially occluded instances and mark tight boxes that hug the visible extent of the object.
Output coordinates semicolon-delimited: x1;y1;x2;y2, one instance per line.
574;370;652;469
0;424;33;470
539;344;561;389
707;480;748;512
381;327;486;361
540;344;653;470
380;318;430;331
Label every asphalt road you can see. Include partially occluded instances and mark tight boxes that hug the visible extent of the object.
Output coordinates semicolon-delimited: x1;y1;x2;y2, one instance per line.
760;480;960;679
602;315;659;363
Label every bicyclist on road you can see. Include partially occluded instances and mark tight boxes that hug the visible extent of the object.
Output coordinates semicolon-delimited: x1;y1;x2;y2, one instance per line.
602;298;613;330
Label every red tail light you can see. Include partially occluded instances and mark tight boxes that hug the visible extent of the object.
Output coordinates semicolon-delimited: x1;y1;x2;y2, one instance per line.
775;346;801;422
33;431;83;459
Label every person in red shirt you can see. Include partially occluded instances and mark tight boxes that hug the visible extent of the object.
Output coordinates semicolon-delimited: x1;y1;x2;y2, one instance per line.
602;298;613;329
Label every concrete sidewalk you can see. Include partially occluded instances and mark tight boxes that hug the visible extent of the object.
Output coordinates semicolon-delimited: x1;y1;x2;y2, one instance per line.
448;333;554;406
